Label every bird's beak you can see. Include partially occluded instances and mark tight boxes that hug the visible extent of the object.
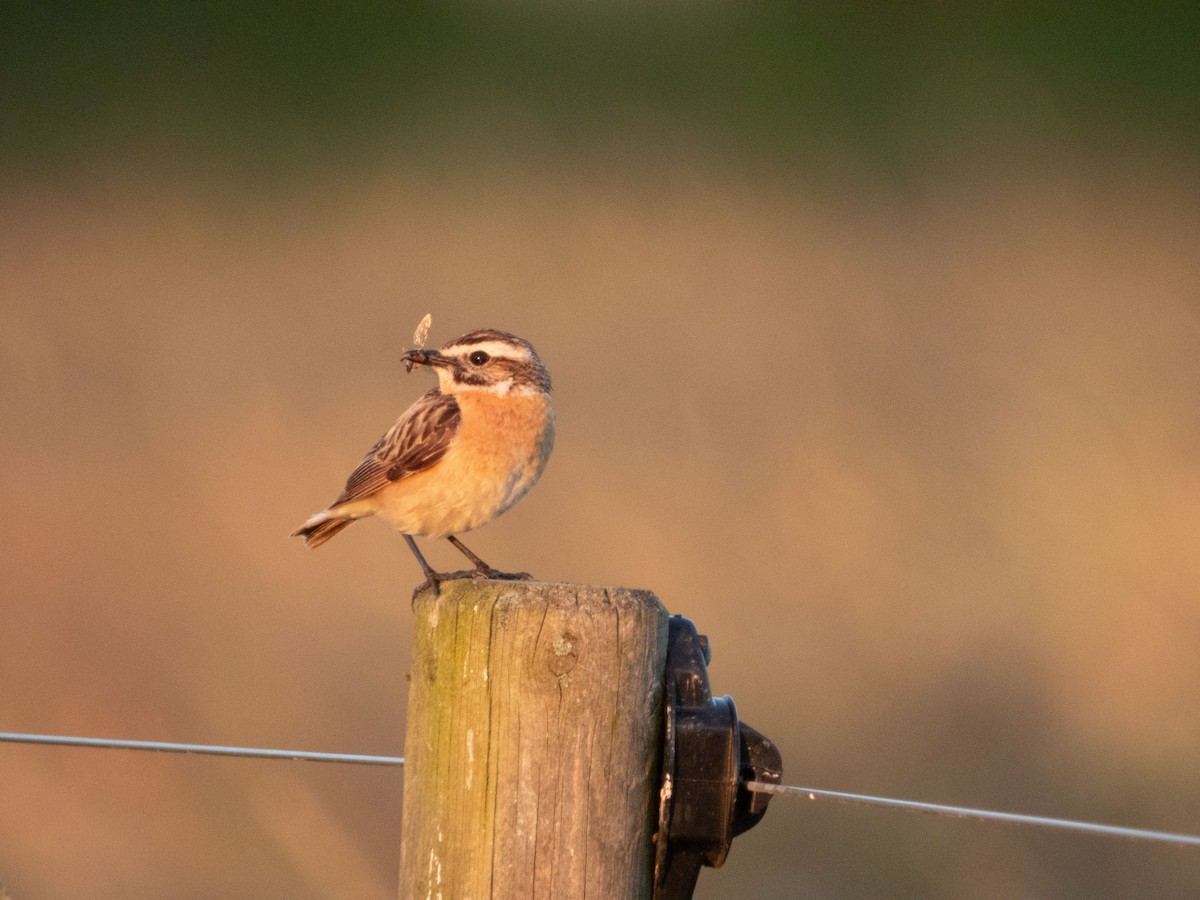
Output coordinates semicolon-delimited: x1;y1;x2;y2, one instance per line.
403;348;452;373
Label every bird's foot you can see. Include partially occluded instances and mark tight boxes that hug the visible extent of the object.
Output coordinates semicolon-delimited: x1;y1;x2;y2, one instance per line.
470;566;534;582
410;569;485;608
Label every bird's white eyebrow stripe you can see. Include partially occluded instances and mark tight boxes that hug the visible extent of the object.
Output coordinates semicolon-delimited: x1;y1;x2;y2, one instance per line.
445;340;531;361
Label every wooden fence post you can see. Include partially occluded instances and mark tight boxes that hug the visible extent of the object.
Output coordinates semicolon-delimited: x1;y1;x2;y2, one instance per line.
398;579;669;900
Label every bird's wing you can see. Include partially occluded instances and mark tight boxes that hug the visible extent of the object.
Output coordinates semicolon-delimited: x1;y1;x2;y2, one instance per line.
328;389;461;508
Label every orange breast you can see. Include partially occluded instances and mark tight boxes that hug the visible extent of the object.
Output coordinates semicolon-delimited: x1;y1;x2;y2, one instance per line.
373;391;554;538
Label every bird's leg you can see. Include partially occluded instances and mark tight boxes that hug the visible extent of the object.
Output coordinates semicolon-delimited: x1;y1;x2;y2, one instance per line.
404;535;486;606
446;534;495;573
404;535;449;606
447;535;533;582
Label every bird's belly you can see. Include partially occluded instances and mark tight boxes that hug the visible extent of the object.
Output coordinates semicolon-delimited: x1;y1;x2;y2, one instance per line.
374;394;553;538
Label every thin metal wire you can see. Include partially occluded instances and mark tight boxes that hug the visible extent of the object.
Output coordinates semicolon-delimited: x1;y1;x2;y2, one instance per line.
0;732;403;766
744;781;1200;849
5;731;1198;849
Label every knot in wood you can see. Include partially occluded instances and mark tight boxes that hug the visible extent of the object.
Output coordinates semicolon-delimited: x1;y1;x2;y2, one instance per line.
547;630;579;676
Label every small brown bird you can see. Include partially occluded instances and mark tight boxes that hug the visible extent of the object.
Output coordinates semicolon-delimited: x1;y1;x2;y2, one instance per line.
292;329;555;596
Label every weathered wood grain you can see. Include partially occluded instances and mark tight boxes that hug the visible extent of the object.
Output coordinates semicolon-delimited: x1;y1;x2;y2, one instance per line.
398;579;669;900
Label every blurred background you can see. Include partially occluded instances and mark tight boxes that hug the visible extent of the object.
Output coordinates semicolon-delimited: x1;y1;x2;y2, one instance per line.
2;3;1199;897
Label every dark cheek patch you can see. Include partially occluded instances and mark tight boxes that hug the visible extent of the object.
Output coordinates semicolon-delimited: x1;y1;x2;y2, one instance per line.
455;371;490;387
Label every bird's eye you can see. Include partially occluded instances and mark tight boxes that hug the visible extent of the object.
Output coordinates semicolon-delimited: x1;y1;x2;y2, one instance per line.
469;351;490;366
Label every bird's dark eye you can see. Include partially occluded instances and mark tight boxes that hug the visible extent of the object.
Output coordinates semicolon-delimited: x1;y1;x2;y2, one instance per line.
469;351;490;366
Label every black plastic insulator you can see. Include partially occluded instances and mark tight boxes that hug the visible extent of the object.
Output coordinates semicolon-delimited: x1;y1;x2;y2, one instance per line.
652;616;783;899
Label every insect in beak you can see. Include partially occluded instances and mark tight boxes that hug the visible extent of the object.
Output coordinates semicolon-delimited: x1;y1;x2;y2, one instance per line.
403;349;451;373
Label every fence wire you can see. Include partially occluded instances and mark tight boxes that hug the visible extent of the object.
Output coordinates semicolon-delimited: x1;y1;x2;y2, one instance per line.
4;730;1199;850
0;731;403;766
743;781;1200;848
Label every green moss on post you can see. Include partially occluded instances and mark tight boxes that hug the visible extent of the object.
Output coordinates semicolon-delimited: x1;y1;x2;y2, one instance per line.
398;579;669;900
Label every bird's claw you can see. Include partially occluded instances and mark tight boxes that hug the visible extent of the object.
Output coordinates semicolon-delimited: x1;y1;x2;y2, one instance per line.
473;568;533;582
410;575;440;609
411;569;494;609
411;568;535;609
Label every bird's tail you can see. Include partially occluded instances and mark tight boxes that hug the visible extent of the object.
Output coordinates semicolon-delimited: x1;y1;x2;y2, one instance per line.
291;512;354;548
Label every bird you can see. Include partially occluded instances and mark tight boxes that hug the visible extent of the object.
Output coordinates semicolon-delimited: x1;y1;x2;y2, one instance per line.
292;328;555;598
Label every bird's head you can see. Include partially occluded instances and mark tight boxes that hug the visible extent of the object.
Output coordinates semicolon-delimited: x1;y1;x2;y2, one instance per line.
403;329;551;396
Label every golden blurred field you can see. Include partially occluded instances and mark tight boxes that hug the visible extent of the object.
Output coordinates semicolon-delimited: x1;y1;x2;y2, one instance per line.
2;5;1200;898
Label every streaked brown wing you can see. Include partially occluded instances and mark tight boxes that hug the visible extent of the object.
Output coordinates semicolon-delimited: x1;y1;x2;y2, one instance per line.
329;389;461;507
